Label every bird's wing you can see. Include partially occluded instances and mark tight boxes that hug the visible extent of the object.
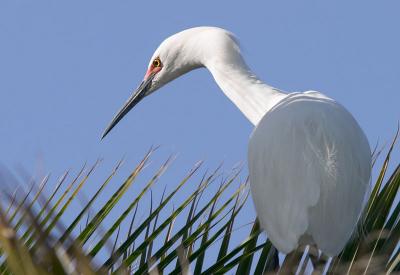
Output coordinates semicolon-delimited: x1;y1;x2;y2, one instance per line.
248;92;371;255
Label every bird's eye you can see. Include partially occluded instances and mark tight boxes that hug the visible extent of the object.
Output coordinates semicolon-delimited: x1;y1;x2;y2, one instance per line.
152;58;162;68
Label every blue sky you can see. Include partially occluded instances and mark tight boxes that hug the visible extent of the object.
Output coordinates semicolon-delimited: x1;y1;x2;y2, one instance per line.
1;0;399;269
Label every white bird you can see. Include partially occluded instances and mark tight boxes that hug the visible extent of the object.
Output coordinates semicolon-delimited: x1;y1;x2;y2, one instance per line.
102;27;371;256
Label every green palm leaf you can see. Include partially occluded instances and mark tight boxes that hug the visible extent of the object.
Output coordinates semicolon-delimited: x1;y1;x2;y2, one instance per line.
0;132;398;275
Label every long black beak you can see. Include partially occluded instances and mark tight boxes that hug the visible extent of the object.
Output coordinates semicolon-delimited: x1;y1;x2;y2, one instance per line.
101;74;155;139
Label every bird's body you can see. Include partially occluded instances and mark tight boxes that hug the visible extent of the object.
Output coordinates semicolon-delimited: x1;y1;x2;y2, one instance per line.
103;27;371;256
249;91;370;255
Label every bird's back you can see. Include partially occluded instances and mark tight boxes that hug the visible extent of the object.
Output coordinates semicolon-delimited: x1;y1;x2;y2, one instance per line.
248;91;371;255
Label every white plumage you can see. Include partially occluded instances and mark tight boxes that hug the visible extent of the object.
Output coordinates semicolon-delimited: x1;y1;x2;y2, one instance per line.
249;91;371;255
102;27;372;256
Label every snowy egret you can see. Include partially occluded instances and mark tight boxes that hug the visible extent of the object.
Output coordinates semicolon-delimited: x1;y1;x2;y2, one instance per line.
102;27;371;256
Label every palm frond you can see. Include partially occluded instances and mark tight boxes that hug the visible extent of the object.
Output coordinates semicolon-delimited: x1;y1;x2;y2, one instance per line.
0;133;398;275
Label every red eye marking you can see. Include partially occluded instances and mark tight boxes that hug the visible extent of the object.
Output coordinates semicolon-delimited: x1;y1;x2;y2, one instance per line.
144;57;163;80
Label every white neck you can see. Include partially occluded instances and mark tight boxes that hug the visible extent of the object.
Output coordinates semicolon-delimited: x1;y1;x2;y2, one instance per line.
205;59;287;126
160;27;287;125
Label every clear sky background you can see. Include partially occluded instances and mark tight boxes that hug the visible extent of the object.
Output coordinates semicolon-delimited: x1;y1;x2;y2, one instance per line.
1;0;399;269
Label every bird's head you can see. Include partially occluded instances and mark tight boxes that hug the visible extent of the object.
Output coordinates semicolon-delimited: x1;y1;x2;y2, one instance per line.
101;27;241;139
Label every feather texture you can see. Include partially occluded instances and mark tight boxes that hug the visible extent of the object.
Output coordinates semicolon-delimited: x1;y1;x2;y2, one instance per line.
248;92;371;255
